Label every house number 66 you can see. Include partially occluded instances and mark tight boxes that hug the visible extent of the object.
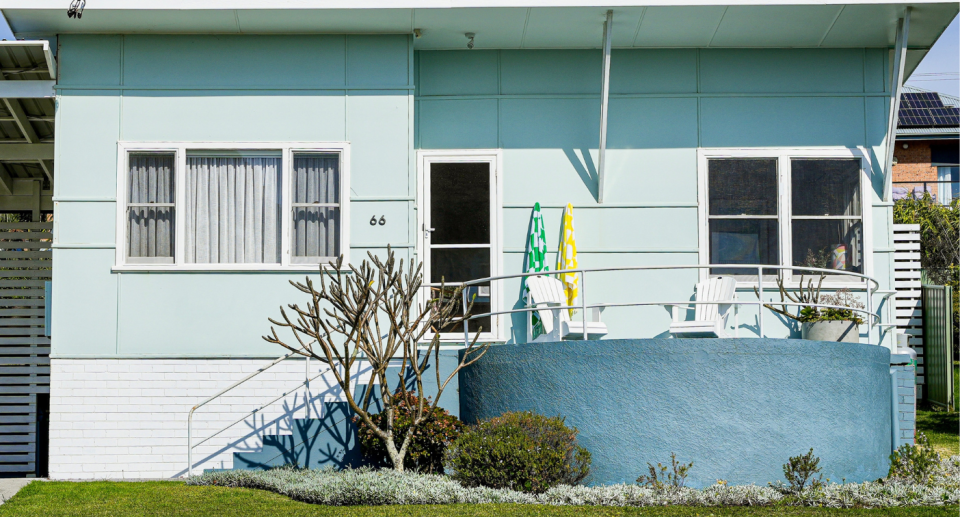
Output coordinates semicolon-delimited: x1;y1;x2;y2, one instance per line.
369;215;386;226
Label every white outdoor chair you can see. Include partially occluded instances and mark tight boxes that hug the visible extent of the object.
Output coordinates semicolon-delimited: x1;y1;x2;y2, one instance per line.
525;275;608;342
664;276;738;338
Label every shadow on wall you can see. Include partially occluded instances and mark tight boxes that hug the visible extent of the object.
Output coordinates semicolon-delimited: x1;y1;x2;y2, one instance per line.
184;356;461;476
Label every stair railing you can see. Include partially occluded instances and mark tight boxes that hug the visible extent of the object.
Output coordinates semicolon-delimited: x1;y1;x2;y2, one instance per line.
186;351;330;477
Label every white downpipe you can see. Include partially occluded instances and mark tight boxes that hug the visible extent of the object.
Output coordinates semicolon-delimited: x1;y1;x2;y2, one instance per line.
883;8;910;202
597;9;613;204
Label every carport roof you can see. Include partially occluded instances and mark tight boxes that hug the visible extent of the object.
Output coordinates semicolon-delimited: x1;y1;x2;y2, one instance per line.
0;41;55;187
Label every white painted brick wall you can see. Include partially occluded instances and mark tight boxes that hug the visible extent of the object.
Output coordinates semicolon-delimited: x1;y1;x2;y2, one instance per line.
49;358;369;480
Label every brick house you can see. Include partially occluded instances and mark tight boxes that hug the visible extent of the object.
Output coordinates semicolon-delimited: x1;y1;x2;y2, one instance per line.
892;86;960;203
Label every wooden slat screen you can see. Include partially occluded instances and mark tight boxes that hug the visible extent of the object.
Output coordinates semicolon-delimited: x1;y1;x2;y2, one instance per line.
0;221;51;475
893;223;924;399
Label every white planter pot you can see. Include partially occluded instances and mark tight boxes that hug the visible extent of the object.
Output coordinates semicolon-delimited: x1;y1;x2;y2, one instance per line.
801;320;859;343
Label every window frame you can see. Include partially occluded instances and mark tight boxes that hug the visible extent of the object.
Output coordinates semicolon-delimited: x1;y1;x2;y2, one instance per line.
115;142;351;271
697;147;873;288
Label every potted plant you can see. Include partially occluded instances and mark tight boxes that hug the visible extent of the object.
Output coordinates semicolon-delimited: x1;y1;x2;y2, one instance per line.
758;275;865;343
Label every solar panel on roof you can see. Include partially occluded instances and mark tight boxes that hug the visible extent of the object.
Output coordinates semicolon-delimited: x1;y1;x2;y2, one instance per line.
898;91;959;128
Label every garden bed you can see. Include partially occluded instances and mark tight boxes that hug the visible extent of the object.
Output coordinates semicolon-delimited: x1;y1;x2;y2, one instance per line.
185;458;960;509
0;481;957;517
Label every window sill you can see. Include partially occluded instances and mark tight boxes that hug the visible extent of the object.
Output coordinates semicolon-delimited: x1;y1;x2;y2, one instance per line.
111;264;348;273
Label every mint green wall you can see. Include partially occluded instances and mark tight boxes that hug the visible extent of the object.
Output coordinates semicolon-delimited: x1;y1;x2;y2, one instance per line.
52;40;897;356
52;35;415;358
416;48;895;344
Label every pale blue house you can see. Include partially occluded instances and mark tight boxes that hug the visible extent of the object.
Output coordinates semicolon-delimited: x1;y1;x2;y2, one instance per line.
0;0;954;485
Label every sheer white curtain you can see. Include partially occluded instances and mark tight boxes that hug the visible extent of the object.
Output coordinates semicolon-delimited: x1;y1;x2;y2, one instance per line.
185;156;281;264
292;154;340;262
128;154;175;262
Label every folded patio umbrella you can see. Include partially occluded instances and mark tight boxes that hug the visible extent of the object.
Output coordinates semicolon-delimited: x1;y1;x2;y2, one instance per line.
525;202;549;339
556;203;578;317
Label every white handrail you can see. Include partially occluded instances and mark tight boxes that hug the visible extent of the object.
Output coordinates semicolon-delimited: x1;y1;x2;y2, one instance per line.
458;264;885;346
187;351;310;477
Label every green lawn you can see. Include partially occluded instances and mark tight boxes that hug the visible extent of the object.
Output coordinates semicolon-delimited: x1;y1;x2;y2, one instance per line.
916;361;960;457
0;482;956;517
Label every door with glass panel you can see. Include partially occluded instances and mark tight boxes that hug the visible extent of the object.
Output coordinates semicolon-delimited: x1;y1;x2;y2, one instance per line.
421;155;498;340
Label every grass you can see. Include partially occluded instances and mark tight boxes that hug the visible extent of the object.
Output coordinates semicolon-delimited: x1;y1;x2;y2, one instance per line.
0;481;956;517
916;361;960;458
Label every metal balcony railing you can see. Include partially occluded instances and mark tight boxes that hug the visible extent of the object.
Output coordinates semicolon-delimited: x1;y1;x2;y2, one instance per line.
458;264;892;347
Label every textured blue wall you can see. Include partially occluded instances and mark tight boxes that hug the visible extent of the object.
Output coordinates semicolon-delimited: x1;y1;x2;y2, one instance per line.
459;339;892;487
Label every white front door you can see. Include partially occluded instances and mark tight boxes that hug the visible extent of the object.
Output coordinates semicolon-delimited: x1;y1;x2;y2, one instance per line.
419;151;501;341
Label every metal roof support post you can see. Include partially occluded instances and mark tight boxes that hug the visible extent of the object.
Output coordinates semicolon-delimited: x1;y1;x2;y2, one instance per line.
884;8;910;202
597;10;613;204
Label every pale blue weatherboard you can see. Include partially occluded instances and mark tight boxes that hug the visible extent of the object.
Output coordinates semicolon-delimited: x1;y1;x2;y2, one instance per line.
459;339;893;487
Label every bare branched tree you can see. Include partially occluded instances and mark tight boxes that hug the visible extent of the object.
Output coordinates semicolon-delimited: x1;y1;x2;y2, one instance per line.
263;247;490;471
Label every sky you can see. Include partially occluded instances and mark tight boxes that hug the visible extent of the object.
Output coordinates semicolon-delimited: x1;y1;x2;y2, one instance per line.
0;11;956;96
905;15;960;97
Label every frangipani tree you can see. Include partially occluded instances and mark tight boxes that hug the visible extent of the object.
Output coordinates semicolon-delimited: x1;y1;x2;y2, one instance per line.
264;247;489;471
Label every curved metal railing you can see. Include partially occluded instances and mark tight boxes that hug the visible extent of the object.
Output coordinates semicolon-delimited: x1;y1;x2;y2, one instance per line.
456;264;891;346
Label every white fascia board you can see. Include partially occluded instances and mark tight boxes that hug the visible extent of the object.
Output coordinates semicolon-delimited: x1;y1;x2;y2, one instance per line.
0;0;954;8
0;81;55;98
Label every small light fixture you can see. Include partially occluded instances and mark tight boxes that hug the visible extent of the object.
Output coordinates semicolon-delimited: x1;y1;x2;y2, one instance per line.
413;29;422;39
465;32;475;50
902;143;909;149
892;156;899;166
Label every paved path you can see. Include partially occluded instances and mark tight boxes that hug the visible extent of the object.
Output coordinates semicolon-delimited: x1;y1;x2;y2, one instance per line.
0;478;33;504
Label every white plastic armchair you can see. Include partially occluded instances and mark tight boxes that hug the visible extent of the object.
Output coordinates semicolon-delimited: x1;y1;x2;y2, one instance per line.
525;275;608;342
664;276;737;338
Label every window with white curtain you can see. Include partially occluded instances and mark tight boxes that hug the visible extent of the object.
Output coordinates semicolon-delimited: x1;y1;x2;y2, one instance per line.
700;149;869;282
117;143;349;270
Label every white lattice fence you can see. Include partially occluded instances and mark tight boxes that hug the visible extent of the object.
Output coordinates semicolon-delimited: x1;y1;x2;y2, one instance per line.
893;223;924;399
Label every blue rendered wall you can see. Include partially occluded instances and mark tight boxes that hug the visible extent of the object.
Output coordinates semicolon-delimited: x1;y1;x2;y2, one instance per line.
416;48;895;346
459;339;893;487
52;35;415;358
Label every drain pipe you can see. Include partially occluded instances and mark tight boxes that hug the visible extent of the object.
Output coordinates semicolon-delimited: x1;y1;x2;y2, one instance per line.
883;8;910;202
597;10;613;204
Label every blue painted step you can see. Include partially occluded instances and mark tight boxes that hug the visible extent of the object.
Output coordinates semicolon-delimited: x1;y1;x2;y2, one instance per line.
226;375;399;472
232;400;363;470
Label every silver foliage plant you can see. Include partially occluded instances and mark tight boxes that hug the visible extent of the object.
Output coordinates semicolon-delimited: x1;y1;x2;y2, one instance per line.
189;456;960;508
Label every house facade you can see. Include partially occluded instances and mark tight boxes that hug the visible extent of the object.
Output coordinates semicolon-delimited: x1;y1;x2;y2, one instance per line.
0;1;955;481
891;86;960;203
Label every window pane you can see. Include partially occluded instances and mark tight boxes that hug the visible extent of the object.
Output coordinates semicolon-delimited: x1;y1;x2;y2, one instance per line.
293;153;339;204
430;248;490;283
792;219;863;274
185;156;281;264
709;219;779;275
128;153;175;260
708;159;778;216
430;163;490;245
127;207;174;261
129;153;175;204
292;207;339;262
791;159;861;216
430;248;491;334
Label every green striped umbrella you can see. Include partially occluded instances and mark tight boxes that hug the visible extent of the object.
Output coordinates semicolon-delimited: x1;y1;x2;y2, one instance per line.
525;202;549;339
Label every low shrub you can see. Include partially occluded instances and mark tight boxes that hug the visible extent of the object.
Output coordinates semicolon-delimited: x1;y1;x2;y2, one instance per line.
889;432;943;485
775;448;823;494
353;390;462;474
636;453;693;490
444;411;591;493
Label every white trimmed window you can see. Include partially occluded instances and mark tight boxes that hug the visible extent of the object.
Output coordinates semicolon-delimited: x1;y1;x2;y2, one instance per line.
698;148;870;282
117;143;350;270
